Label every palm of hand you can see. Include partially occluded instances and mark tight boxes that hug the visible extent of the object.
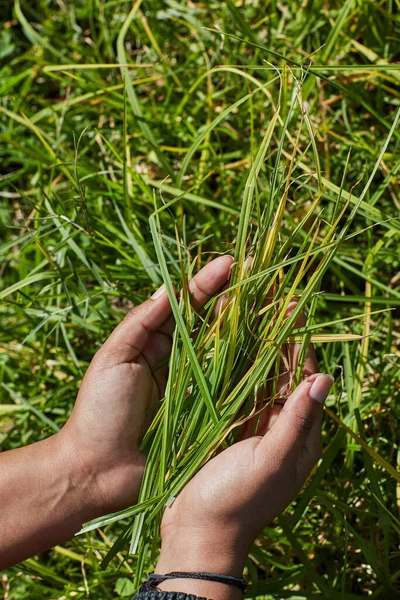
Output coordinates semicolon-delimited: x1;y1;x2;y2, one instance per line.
61;257;233;514
160;312;321;554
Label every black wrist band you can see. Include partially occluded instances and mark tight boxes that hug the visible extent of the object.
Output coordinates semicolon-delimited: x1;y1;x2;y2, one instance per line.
132;592;208;600
139;571;247;594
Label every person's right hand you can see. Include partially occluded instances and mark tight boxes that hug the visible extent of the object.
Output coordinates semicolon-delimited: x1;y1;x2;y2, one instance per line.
155;312;334;599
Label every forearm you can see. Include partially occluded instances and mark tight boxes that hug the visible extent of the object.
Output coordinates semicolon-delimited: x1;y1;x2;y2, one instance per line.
0;432;100;569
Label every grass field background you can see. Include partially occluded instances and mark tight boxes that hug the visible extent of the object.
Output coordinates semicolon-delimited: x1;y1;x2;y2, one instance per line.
1;1;400;598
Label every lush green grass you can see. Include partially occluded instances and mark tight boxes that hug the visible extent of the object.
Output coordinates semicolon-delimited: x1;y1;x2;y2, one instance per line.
1;1;400;598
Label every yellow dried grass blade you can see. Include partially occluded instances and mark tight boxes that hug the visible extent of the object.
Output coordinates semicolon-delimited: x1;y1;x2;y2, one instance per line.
288;334;364;343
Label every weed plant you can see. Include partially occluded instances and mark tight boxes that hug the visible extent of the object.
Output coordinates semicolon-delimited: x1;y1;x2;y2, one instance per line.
1;1;400;598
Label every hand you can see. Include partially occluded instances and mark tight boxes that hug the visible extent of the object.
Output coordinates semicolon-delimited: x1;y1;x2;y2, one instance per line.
156;310;334;599
0;255;233;569
59;255;233;516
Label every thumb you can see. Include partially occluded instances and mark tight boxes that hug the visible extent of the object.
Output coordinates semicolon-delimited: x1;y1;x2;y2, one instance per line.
94;284;172;367
257;373;334;463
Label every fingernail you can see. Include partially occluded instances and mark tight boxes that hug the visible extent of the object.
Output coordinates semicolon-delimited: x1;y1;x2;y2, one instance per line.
308;373;334;403
151;283;166;299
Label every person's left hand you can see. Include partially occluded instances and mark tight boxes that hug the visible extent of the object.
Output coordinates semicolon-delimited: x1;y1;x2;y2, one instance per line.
60;256;233;516
155;309;333;599
0;256;234;570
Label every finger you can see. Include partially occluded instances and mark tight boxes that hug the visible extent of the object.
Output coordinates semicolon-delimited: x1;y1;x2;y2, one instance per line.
289;303;318;379
252;376;275;436
255;404;281;436
297;409;324;481
151;362;169;403
94;285;172;367
141;255;233;371
256;303;319;436
287;308;318;382
256;373;333;463
212;279;231;318
155;255;234;338
244;301;311;438
95;256;233;369
188;254;233;312
277;301;318;397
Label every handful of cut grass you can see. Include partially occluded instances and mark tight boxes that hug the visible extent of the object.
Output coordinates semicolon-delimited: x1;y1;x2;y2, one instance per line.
82;95;399;581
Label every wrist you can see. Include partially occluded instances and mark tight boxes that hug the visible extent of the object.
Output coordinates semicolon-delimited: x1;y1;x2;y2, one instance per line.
155;530;247;600
0;432;106;568
156;539;246;578
49;431;105;524
57;426;145;518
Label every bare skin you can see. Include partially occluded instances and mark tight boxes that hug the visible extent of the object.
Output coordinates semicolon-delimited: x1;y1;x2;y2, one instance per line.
156;311;333;599
0;253;334;600
0;256;233;569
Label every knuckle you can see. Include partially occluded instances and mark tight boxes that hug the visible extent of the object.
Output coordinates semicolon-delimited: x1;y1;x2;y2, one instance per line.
289;410;314;436
90;344;114;370
91;344;107;367
124;306;139;325
125;306;151;335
